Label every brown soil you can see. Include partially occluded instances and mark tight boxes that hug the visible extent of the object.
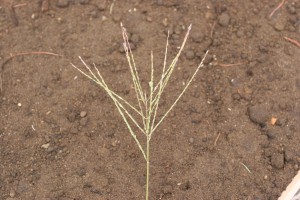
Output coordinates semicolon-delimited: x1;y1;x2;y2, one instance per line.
1;0;300;200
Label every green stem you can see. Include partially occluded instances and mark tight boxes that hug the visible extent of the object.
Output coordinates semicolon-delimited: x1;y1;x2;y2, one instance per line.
146;137;150;200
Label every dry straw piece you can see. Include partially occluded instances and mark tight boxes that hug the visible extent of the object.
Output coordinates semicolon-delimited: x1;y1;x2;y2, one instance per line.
72;23;208;200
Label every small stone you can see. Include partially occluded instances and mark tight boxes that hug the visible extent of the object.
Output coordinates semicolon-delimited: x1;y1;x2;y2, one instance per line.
17;103;22;107
248;104;270;126
9;189;16;197
96;2;106;11
80;111;87;118
80;117;88;126
78;0;89;4
271;153;284;169
287;4;296;14
189;137;194;143
89;10;98;18
41;143;50;149
179;180;191;191
185;50;195;60
56;0;69;8
100;16;107;21
130;34;140;44
70;126;78;134
236;29;243;38
162;18;168;27
77;167;86;176
218;13;230;27
294;164;299;171
191;31;204;43
274;20;285;31
112;14;122;22
146;16;152;22
174;25;182;35
284;149;297;162
162;185;173;195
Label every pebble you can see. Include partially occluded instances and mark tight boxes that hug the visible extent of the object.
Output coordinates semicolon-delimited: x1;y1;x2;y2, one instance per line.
78;0;89;4
271;153;284;169
70;126;79;134
274;20;285;31
284;149;296;162
9;189;16;197
89;10;98;18
146;16;152;22
191;31;204;43
189;137;194;143
179;180;191;191
287;4;296;14
80;111;87;118
218;13;230;27
41;143;50;149
96;1;106;11
80;117;88;126
67;112;77;122
248;104;270;126
130;34;140;44
185;50;195;60
162;18;168;27
56;0;70;8
112;14;122;22
162;185;173;195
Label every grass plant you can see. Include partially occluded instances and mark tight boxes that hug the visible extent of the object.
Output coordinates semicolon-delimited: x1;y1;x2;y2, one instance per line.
71;24;208;200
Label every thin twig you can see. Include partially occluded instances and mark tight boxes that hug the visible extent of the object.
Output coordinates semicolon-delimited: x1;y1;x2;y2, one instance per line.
210;21;216;38
214;132;221;146
240;162;252;174
9;1;18;26
284;36;300;47
269;0;286;18
0;51;61;93
13;3;27;8
217;62;245;67
109;0;115;14
41;0;49;12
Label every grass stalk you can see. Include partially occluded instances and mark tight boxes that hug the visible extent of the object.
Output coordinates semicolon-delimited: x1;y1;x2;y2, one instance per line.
72;24;208;200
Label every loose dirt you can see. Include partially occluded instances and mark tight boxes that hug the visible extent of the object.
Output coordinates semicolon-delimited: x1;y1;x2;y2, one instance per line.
1;0;300;199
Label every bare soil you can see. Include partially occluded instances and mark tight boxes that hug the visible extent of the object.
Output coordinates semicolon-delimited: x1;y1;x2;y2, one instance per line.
1;0;300;200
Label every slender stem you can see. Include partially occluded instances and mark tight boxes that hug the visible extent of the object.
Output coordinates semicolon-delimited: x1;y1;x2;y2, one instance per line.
146;136;150;200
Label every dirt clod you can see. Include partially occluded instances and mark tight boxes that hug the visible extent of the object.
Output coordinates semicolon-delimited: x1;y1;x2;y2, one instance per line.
185;50;195;60
218;13;230;27
248;104;270;126
80;111;87;118
271;153;284;169
56;0;70;8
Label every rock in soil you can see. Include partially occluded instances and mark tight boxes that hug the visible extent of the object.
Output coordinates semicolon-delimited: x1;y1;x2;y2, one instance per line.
56;0;70;8
218;13;230;27
248;104;270;126
271;153;284;169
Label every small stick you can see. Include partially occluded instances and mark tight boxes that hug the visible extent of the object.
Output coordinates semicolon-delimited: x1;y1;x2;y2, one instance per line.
210;21;216;38
269;0;286;18
13;3;27;8
9;51;61;57
240;162;252;174
41;0;49;12
284;36;300;47
214;132;221;146
0;51;61;92
217;62;245;67
9;1;18;26
110;0;116;14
